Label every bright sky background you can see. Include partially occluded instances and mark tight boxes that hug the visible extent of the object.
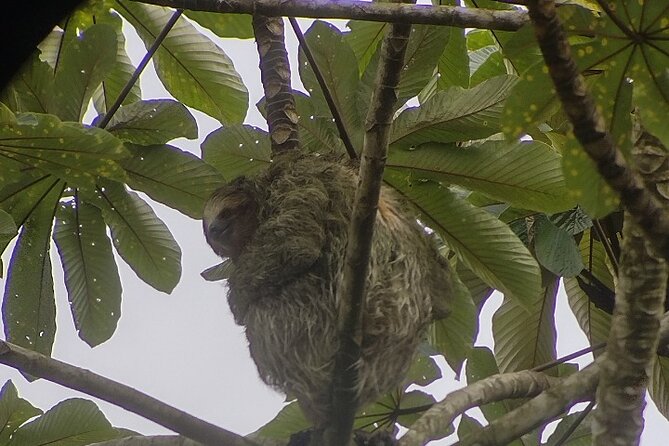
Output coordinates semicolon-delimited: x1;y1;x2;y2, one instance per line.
1;9;668;445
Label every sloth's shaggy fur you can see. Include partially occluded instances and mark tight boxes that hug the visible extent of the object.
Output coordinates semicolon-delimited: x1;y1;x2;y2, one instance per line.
203;152;452;425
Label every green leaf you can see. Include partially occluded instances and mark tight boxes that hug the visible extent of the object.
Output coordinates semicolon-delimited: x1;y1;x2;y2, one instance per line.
385;172;542;310
544;410;593;445
200;260;233;282
564;277;611;346
52;24;118;122
492;277;558;373
344;21;386;75
390;75;518;148
92;10;142;114
53;198;122;347
121;144;223;218
89;181;182;293
429;271;477;375
358;390;436;431
117;2;248;124
8;398;120;446
455;261;494;308
404;350;442;388
388;140;573;213
0;114;129;187
437;26;469;89
469;46;507;86
502;61;560;139
1;54;54;114
466;347;514;424
534;215;584;277
358;25;450;110
649;356;669;422
0;174;58;230
457;413;483;441
184;10;253;38
299;21;364;151
202;125;271;179
549;206;592;235
290;92;347;155
551;132;619;218
0;209;17;237
0;103;16;125
105;100;198;145
0;381;43;446
2;181;63;356
251;401;310;441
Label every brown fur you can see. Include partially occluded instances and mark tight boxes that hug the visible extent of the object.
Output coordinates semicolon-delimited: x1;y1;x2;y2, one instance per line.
203;152;452;425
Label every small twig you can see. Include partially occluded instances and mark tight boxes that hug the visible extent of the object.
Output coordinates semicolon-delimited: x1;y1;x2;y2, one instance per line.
288;17;357;159
592;220;619;276
532;342;606;373
0;340;257;446
97;8;183;129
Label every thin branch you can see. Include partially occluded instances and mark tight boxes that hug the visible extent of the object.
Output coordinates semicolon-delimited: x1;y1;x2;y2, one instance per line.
325;18;413;446
532;342;606;373
592;219;619;276
288;17;357;159
526;0;669;262
593;214;668;445
0;340;257;446
97;9;182;129
398;370;560;446
252;15;300;155
131;0;528;31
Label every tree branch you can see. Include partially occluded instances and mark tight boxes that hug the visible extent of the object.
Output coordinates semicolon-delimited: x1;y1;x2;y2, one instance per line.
593;218;668;441
398;370;560;446
0;340;257;446
131;0;528;31
325;16;413;446
252;15;300;155
526;0;669;262
454;363;599;446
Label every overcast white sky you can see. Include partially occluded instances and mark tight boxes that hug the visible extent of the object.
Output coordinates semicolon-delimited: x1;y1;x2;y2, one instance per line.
1;10;667;445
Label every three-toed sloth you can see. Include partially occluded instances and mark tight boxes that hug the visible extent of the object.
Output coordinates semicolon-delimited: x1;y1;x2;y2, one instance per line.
203;152;452;426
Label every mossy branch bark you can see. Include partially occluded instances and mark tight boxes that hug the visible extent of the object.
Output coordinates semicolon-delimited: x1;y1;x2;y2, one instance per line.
131;0;528;31
399;370;560;446
325;18;412;446
252;15;299;155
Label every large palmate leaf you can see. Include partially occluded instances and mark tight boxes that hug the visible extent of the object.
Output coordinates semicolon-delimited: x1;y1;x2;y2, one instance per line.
384;172;542;310
105;99;198;145
52;24;118;122
390;75;518;148
299;21;364;151
202;125;271;179
387;140;573;213
2;182;63;356
492;277;559;373
0;114;129;187
344;21;386;75
0;381;42;445
53;198;122;347
567;1;669;147
88;181;181;293
116;1;248;125
7;398;120;446
121;144;223;218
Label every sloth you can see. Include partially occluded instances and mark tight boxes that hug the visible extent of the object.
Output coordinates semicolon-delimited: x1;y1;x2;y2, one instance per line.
203;152;452;426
